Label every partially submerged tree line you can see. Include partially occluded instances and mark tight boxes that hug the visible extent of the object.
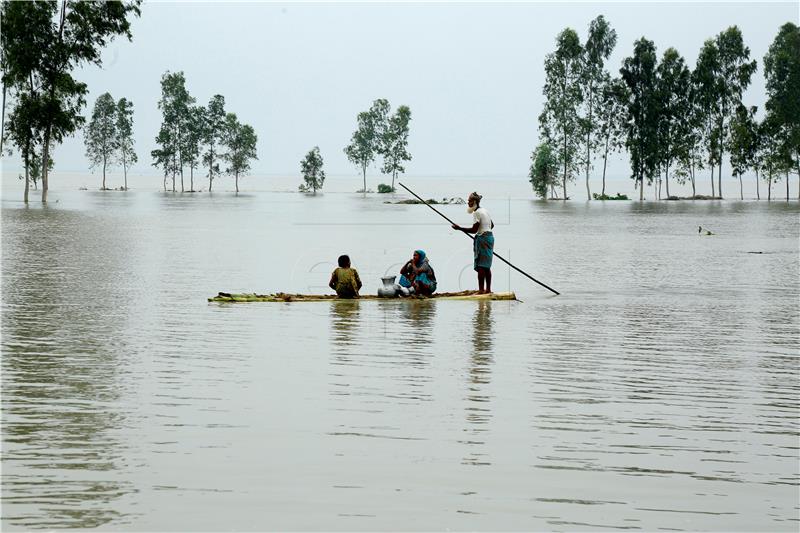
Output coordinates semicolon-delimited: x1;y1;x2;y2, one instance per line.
151;72;257;193
345;99;412;193
84;92;137;190
0;0;142;203
533;18;799;201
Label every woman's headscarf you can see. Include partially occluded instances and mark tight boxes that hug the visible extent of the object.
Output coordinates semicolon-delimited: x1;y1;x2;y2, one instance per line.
414;249;426;266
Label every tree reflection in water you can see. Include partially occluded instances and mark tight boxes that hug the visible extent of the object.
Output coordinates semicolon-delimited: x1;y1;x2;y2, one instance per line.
461;300;495;467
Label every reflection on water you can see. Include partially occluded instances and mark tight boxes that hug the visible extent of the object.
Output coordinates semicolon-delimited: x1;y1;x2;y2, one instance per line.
2;192;799;531
1;208;136;529
462;301;495;467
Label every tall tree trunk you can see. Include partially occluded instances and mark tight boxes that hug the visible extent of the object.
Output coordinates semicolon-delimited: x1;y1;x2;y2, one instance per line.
563;134;567;201
690;162;696;197
0;80;6;152
180;166;184;192
123;157;128;191
235;171;239;193
171;172;175;192
710;165;715;197
23;149;30;204
665;162;670;198
163;171;167;192
208;143;214;192
718;154;723;199
739;174;743;200
767;175;771;201
190;166;194;192
786;170;790;201
102;155;107;190
41;134;50;203
601;135;609;196
639;178;643;201
755;169;760;200
585;131;591;200
40;0;66;204
362;163;366;193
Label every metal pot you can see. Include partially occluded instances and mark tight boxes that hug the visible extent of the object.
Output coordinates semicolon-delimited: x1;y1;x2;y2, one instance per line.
377;275;398;297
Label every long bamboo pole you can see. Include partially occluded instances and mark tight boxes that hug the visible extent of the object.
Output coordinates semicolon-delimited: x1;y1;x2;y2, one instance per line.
398;182;560;295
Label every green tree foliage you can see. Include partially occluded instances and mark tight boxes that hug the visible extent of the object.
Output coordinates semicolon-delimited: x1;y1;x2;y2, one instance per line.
674;76;706;197
203;94;225;192
344;99;388;193
0;0;141;202
539;28;583;200
299;146;325;194
655;47;691;198
84;92;118;190
729;104;759;199
712;26;757;198
183;105;205;192
115;97;136;190
381;105;412;191
620;37;659;200
529;142;560;199
2;93;44;202
757;116;787;201
154;71;195;192
151;127;175;192
692;39;722;196
596;76;628;196
763;22;800;199
223;112;257;193
580;15;617;199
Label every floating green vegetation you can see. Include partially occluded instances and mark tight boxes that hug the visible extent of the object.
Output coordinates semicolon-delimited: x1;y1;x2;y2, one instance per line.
592;193;629;200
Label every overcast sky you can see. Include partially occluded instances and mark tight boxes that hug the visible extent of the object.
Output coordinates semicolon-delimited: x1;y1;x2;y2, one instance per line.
2;1;797;179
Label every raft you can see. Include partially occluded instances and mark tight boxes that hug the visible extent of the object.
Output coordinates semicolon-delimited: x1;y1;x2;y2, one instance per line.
209;290;517;303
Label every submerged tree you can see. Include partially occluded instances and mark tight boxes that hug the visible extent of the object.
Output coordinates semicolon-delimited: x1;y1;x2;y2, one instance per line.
381;105;412;191
1;0;142;203
693;39;722;196
3;93;40;203
655;47;691;199
84;92;118;190
729;104;759;199
115;97;136;190
579;15;617;200
712;26;758;198
183;105;204;192
539;28;583;200
155;71;195;192
203;94;225;192
620;37;659;200
674;78;706;197
151;127;175;192
344;99;388;193
763;22;800;200
595;76;628;196
757;116;787;201
223;112;257;193
529;142;560;199
299;146;325;194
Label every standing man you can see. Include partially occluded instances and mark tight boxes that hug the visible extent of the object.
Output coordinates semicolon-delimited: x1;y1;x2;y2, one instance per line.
452;192;494;293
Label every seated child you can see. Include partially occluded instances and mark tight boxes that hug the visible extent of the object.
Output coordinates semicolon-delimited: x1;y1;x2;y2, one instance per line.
329;255;362;298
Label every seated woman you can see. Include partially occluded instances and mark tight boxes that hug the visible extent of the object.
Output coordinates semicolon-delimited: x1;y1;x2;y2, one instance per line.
329;254;362;298
398;250;437;296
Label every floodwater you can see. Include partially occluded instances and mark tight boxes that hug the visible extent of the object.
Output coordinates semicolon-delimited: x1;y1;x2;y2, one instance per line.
2;178;799;531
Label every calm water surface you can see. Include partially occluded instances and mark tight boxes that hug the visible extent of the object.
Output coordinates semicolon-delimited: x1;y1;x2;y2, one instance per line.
2;181;799;531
